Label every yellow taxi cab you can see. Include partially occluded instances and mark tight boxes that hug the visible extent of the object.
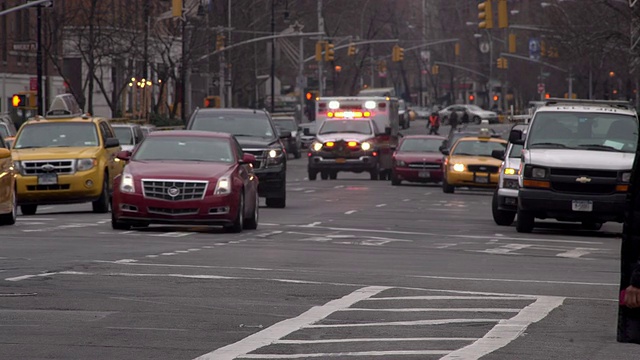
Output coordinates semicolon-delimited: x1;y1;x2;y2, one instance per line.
0;137;16;225
441;129;507;193
11;94;122;215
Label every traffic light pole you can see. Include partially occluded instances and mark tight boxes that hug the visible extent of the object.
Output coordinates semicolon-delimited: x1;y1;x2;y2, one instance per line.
36;4;43;116
317;0;324;96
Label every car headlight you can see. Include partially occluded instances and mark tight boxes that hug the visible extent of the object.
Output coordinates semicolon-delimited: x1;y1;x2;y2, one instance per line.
361;142;372;151
452;163;465;172
77;158;97;171
214;176;231;195
503;179;519;189
503;168;517;175
531;167;547;179
396;160;407;167
12;161;22;174
120;172;135;193
621;172;632;183
312;142;323;151
267;149;284;165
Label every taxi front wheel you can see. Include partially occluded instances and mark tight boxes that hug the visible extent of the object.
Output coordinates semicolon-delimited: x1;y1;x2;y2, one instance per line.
442;178;455;193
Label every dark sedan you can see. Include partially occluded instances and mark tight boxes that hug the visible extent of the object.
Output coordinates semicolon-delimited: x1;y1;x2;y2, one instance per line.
391;135;446;185
111;131;259;233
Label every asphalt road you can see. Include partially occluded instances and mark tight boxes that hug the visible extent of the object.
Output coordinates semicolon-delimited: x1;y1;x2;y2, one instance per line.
1;120;638;359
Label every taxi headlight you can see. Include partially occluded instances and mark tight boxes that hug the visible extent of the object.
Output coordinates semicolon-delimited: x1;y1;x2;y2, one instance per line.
622;172;632;183
361;142;372;151
77;158;97;171
452;163;465;172
312;142;323;151
12;161;22;174
503;168;517;175
214;176;231;195
531;167;547;179
120;172;135;193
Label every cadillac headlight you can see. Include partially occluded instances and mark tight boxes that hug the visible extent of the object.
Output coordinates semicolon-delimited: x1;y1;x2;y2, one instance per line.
452;163;465;172
312;142;323;151
361;142;372;151
396;160;407;167
120;172;135;193
77;158;97;171
214;176;231;195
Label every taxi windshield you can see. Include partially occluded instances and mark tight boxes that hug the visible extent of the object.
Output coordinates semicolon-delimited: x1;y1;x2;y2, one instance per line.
452;139;506;157
113;127;134;145
319;120;372;135
133;136;234;163
399;138;443;153
527;112;638;152
14;122;99;149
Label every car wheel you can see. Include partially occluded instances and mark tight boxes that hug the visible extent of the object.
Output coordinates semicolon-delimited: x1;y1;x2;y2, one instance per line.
111;210;131;230
492;190;515;226
266;188;286;208
225;193;244;233
329;171;337;180
442;177;455;193
0;187;17;225
92;176;110;213
516;208;535;233
308;170;318;181
244;192;259;230
474;116;481;124
321;172;329;180
20;204;37;216
581;221;603;231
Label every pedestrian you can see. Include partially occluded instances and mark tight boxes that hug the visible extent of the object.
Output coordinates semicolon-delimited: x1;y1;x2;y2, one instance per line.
428;112;441;135
461;110;470;125
618;168;640;343
448;110;459;138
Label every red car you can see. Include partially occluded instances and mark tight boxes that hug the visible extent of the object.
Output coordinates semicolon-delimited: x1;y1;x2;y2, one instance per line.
391;135;446;185
111;130;259;232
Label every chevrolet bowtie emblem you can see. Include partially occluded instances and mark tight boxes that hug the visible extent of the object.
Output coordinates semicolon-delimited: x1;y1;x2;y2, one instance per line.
575;176;592;184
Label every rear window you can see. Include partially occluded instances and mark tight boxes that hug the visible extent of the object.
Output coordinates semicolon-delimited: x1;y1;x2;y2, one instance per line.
189;112;276;139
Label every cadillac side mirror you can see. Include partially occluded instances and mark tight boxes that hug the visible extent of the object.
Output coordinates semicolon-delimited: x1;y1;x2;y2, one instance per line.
241;153;256;164
491;149;505;160
116;150;132;161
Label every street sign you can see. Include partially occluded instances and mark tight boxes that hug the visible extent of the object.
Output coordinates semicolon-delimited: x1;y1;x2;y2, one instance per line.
537;83;545;94
529;38;541;60
479;42;490;54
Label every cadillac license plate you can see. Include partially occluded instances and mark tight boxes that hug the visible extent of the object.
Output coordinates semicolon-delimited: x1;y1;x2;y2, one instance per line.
418;172;430;178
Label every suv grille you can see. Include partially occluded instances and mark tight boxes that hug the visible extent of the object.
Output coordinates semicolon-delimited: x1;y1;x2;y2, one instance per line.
551;182;616;195
142;179;208;201
22;160;75;175
550;168;617;178
467;165;499;173
243;149;266;169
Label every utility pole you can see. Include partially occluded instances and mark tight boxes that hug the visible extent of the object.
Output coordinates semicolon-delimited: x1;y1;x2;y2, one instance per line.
227;0;232;107
36;4;43;115
317;0;324;96
180;18;187;122
270;0;276;112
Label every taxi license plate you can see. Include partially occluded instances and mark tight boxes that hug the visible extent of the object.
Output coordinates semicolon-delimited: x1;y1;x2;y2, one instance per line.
335;158;346;164
475;176;489;184
418;171;430;178
38;173;58;185
572;200;593;212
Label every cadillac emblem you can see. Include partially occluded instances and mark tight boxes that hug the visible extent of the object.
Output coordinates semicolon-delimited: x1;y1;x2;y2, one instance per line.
167;187;180;197
575;176;592;184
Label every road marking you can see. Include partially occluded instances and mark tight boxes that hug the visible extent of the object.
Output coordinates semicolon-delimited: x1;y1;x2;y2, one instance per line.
441;296;565;360
345;210;357;215
375;204;387;208
94;260;303;273
556;248;594;258
308;318;502;328
106;326;187;332
367;296;532;301
193;286;388;360
274;337;476;344
256;231;283;238
145;255;159;258
114;259;138;263
341;308;520;313
474;244;532;255
175;250;190;253
300;222;321;227
154;232;191;237
160;253;177;256
304;190;315;193
238;350;453;358
403;199;411;202
410;275;617;287
16;217;56;221
334;185;344;189
5;272;57;282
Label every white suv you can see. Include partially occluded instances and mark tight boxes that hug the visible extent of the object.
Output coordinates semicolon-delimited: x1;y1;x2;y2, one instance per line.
492;124;528;226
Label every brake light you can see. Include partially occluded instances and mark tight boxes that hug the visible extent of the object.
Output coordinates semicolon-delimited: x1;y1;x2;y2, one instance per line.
347;141;358;147
331;111;371;118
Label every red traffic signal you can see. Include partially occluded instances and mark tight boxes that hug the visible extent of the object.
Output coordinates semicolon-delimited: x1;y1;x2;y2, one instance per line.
492;94;499;102
305;92;313;101
469;94;475;102
544;93;551;99
12;94;26;108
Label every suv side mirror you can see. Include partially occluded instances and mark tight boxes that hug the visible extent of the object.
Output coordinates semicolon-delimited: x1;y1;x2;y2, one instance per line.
116;150;132;161
279;130;292;138
491;149;505;160
240;153;256;164
105;137;120;148
509;129;524;145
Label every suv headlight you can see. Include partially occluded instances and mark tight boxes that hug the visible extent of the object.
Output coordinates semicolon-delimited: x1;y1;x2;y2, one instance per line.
531;167;547;179
266;148;284;165
312;142;323;152
361;142;372;151
77;158;97;171
214;176;231;195
120;172;135;193
621;171;632;183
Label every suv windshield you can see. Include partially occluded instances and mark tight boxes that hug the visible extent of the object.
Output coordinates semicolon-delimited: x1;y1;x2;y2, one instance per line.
14;122;99;149
113;127;134;145
526;112;638;152
452;140;506;156
190;112;276;139
133;136;234;163
318;120;372;135
399;138;443;153
273;119;296;131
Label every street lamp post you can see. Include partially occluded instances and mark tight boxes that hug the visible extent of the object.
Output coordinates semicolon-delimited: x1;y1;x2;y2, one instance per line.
270;0;275;113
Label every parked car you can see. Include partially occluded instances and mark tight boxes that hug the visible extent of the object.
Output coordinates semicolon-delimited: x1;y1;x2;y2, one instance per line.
111;130;259;232
140;124;157;136
439;104;499;124
0;138;16;225
272;116;301;158
112;123;145;152
391;135;446;185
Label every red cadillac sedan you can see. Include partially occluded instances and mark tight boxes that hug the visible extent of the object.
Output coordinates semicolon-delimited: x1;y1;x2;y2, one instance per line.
391;135;446;185
111;130;259;232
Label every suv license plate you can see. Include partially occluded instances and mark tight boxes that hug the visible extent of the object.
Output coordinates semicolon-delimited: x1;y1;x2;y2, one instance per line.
38;173;58;185
572;200;593;212
335;158;346;164
418;172;430;178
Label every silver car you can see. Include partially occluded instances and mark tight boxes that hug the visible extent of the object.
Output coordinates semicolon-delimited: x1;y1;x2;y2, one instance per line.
439;104;498;124
492;124;528;226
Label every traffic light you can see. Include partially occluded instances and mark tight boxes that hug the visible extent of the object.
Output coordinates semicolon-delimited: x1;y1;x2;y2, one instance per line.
11;94;27;108
478;1;494;29
508;33;517;53
347;43;356;56
315;41;325;62
216;34;225;51
493;94;500;102
497;0;508;28
392;45;404;62
469;94;475;102
454;43;460;57
324;42;335;61
497;57;508;69
431;65;439;75
204;96;220;108
545;93;551;99
306;92;313;101
172;0;182;17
